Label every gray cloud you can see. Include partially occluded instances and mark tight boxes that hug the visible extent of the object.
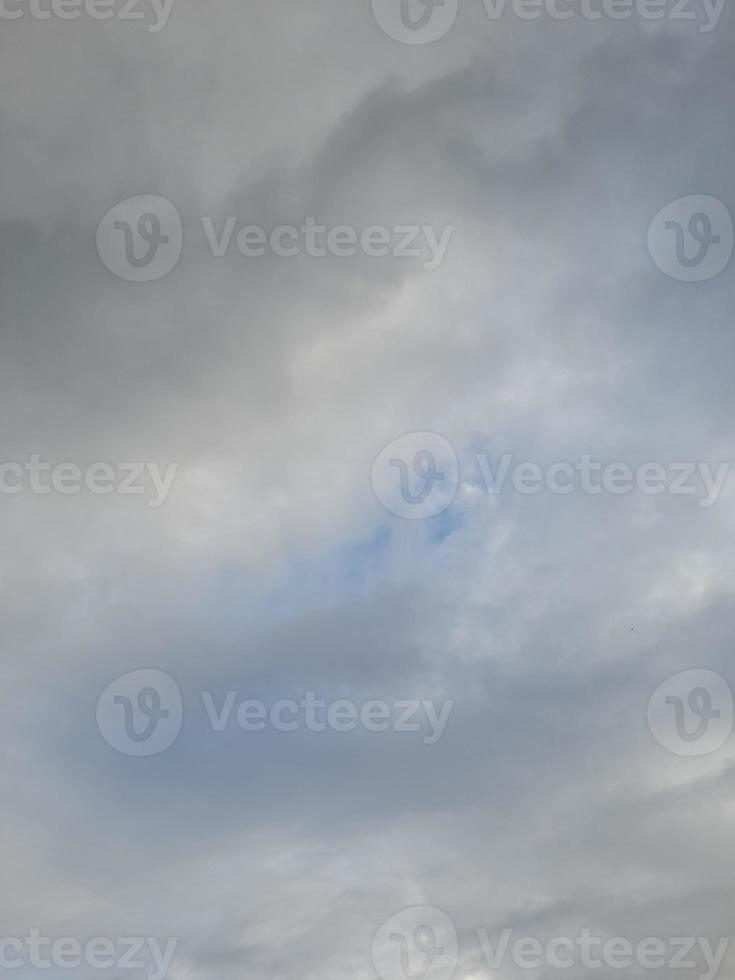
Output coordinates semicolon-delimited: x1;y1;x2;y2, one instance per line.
1;7;735;980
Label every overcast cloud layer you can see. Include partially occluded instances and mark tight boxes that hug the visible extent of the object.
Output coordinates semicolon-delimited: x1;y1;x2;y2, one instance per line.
2;4;735;980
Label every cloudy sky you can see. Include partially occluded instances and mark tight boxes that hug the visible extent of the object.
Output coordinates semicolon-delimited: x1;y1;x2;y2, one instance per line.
2;3;735;980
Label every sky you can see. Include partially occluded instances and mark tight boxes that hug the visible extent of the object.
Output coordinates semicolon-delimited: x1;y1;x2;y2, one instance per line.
2;3;735;980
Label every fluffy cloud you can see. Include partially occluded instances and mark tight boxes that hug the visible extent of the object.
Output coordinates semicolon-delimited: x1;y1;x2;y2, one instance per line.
1;5;734;980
